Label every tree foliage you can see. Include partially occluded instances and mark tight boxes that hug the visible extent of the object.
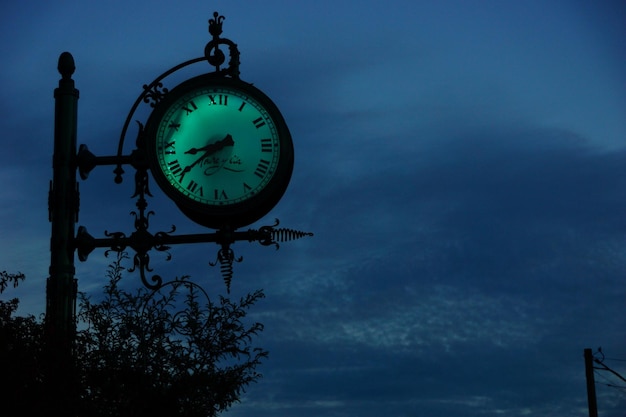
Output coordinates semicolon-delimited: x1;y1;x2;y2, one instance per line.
0;270;25;293
0;271;46;417
0;256;268;417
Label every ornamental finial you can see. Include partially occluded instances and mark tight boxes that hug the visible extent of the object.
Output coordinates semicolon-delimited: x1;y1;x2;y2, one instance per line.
58;51;75;79
204;11;240;78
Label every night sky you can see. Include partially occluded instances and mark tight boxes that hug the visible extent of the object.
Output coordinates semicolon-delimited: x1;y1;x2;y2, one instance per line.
1;1;625;416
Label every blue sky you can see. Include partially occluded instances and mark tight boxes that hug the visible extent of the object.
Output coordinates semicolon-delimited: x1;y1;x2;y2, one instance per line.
1;1;625;416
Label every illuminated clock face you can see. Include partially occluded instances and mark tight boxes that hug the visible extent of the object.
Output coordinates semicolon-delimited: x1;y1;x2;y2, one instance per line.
146;76;293;229
154;85;281;206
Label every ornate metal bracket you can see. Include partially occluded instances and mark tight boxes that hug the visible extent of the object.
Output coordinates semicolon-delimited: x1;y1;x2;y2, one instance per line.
74;12;312;293
76;218;313;293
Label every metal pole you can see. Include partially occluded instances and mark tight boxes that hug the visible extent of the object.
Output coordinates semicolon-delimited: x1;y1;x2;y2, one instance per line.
584;348;598;417
46;51;79;416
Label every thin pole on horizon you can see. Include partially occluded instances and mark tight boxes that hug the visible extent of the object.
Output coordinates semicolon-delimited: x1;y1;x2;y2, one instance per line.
584;348;598;417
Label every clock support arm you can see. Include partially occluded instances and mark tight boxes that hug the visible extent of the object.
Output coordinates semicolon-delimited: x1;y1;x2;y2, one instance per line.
75;220;313;292
76;120;150;184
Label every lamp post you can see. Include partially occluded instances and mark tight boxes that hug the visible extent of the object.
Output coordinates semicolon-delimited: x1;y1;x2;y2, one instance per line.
46;51;79;416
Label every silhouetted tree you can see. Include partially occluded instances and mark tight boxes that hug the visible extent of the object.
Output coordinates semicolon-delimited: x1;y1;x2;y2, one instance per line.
0;270;25;292
1;256;267;417
0;271;46;417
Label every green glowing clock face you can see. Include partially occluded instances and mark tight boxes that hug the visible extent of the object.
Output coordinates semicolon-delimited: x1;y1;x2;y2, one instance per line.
146;75;293;229
156;87;279;205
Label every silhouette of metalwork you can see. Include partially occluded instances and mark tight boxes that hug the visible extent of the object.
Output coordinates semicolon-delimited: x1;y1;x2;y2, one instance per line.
75;11;312;291
205;12;240;77
210;245;241;293
142;82;169;107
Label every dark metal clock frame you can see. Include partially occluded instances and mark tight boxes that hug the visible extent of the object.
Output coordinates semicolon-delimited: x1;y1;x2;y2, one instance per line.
144;74;295;230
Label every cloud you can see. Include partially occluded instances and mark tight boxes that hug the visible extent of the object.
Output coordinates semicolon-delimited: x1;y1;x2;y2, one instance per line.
266;284;546;353
224;125;626;416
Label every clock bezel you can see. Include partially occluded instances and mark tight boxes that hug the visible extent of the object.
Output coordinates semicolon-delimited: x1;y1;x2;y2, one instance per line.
144;74;294;229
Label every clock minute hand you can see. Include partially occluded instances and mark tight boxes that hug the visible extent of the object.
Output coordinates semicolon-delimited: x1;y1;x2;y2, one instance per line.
182;134;235;174
184;134;234;155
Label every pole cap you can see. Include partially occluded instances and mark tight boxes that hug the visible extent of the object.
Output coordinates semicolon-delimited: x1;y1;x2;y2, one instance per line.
58;52;75;79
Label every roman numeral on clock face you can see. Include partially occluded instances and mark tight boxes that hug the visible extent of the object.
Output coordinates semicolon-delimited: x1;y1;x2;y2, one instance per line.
159;141;176;154
260;138;273;152
186;180;204;196
208;94;228;106
252;117;266;129
254;159;270;178
167;160;186;181
214;189;228;200
182;100;198;115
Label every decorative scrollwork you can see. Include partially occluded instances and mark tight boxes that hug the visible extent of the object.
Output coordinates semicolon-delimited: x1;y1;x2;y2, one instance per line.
210;244;243;293
154;228;176;254
204;11;240;78
131;210;153;233
97;198;175;291
142;82;169;107
103;230;127;254
130;251;163;290
257;219;315;249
